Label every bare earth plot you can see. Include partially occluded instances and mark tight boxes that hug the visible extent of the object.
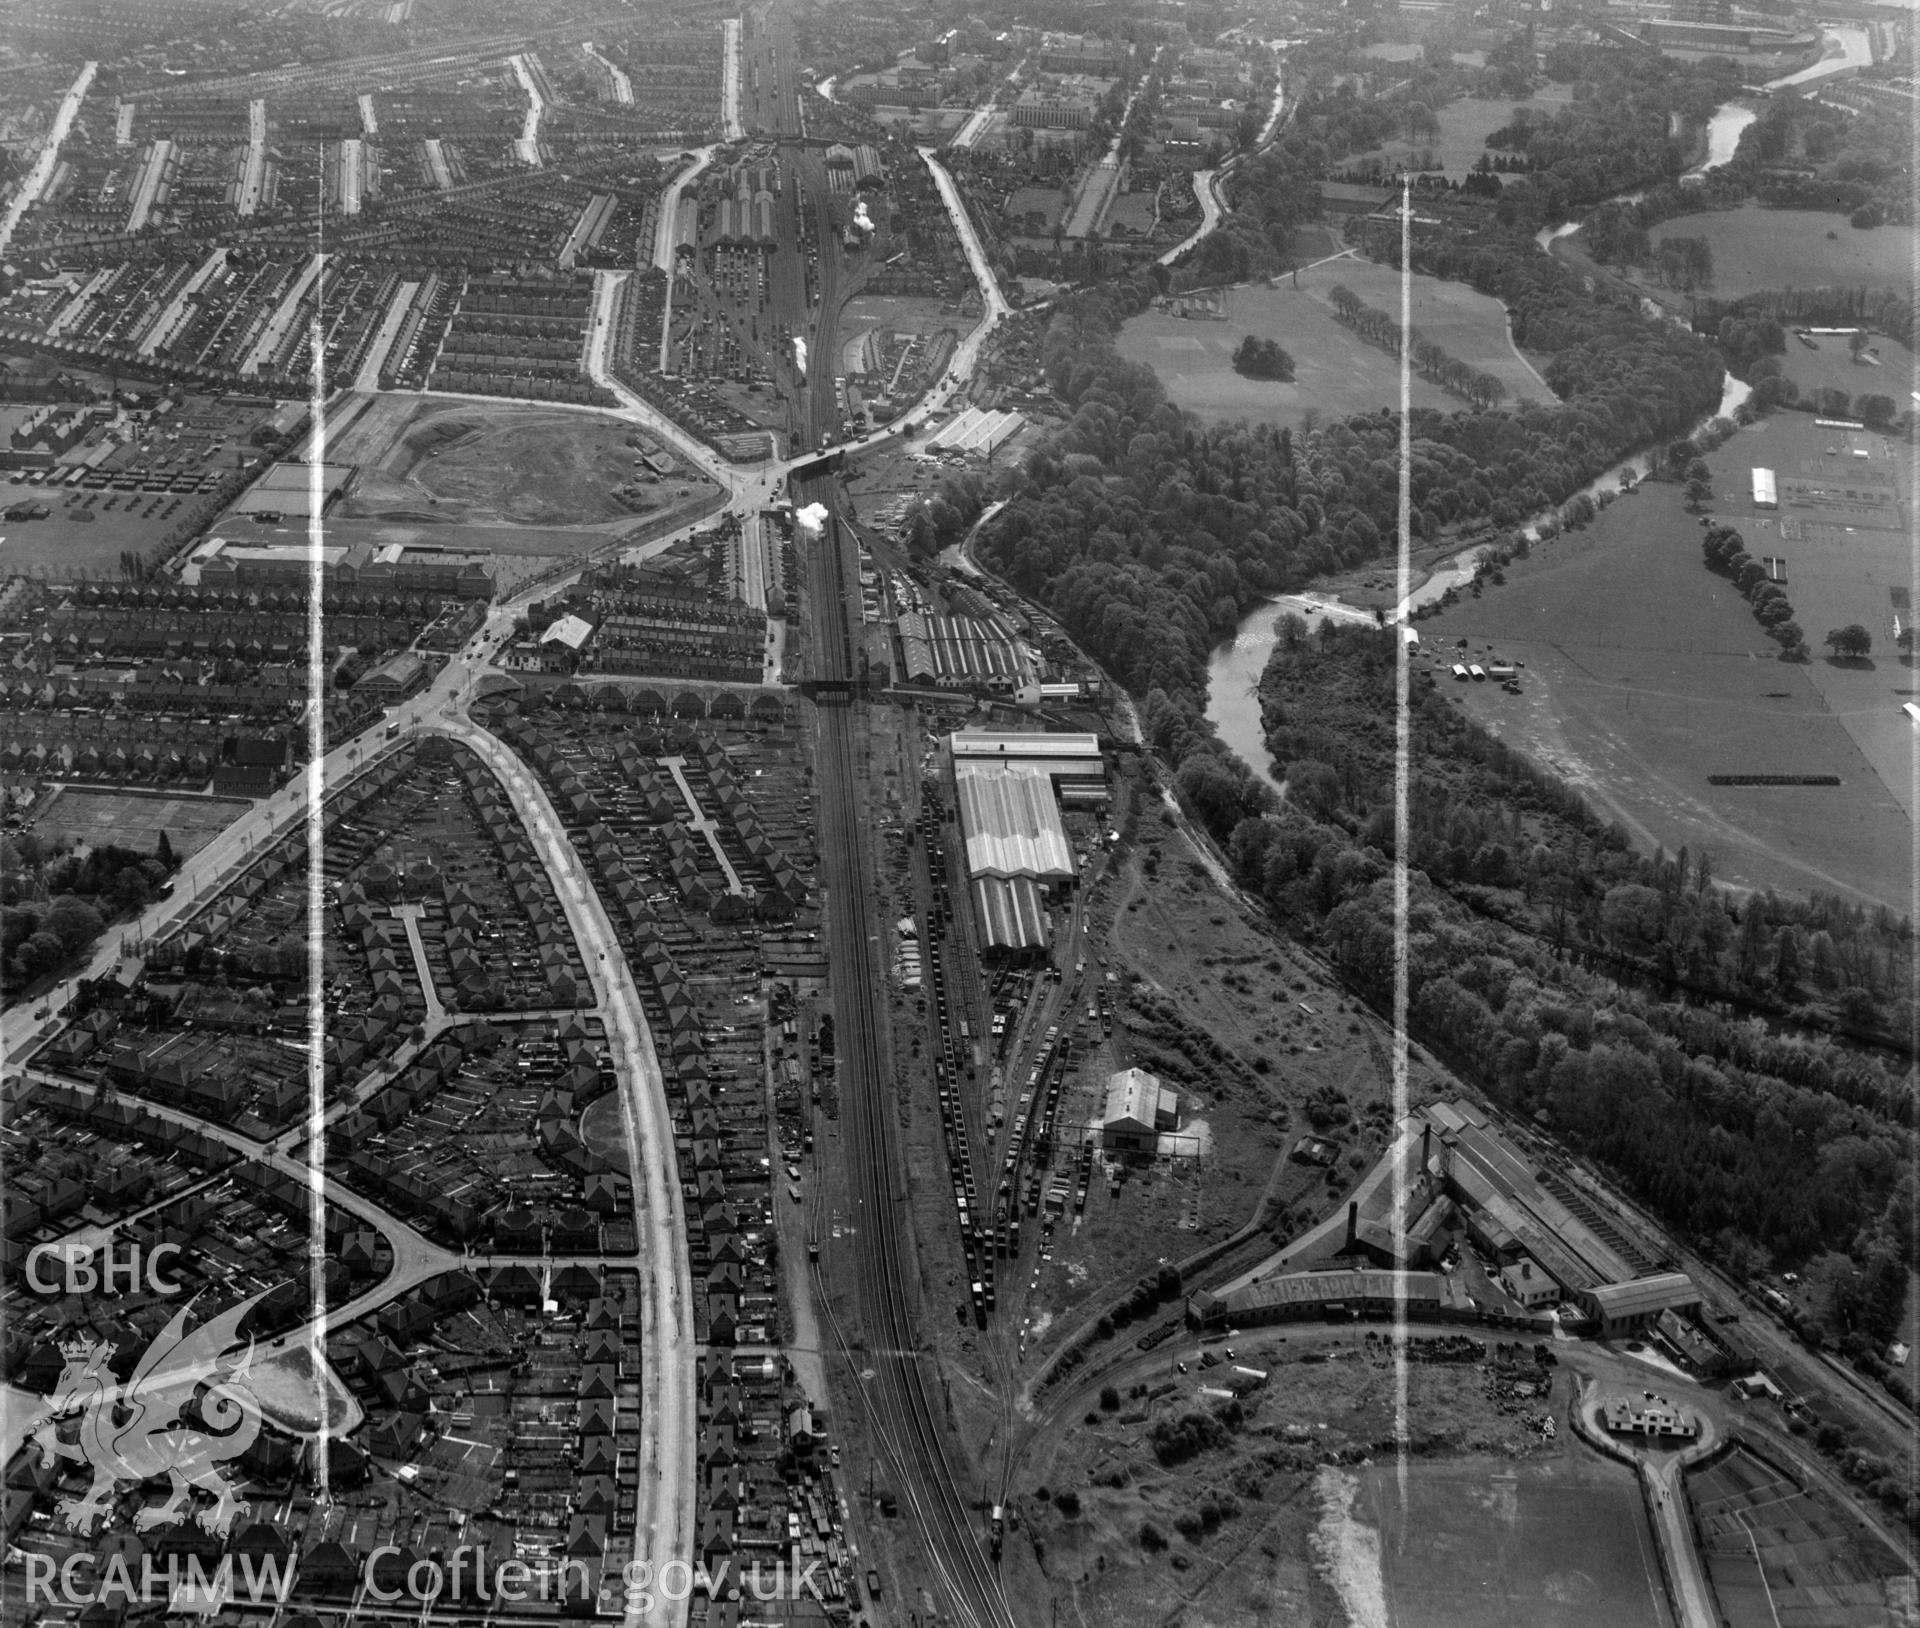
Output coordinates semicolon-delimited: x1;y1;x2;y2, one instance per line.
1116;270;1553;430
1421;463;1912;908
1630;206;1915;298
346;401;711;527
31;787;248;858
1356;1454;1670;1628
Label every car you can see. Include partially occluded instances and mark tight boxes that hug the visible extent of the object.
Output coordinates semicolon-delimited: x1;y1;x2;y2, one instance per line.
1224;1348;1236;1361
1175;1361;1187;1374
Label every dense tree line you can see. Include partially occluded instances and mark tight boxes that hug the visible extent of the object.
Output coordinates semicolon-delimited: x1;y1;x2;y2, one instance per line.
1219;626;1915;1386
982;224;1723;717
1484;44;1741;230
1;837;173;994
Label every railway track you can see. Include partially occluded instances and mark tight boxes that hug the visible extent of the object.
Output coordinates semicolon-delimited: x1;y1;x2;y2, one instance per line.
800;473;1014;1628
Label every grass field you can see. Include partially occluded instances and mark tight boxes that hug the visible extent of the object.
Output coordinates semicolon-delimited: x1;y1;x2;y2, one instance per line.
31;786;247;859
1356;1455;1670;1628
1778;331;1916;408
1005;184;1069;232
1420;439;1912;907
1116;262;1554;429
1618;205;1915;298
1349;89;1577;176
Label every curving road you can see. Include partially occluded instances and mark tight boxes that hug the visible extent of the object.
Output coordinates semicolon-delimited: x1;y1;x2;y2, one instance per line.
431;718;694;1628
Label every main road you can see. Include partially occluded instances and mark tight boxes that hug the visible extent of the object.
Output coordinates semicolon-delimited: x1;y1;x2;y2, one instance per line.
0;60;95;256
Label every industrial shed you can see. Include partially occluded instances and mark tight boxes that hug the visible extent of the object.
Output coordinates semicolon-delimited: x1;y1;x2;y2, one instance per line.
972;875;1049;956
1190;1269;1462;1329
925;407;1024;457
952;763;1075;882
949;730;1106;796
1578;1273;1700;1337
1101;1067;1179;1153
227;459;357;521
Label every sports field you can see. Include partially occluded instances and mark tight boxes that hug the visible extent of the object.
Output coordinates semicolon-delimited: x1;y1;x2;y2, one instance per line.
31;786;246;860
1622;206;1914;298
1687;1447;1908;1628
1117;264;1554;429
1355;1454;1670;1627
1421;435;1913;907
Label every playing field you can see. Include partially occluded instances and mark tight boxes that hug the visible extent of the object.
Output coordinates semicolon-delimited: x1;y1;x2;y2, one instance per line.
31;786;247;860
1117;265;1554;429
1356;1455;1670;1628
1421;433;1913;908
1626;205;1914;298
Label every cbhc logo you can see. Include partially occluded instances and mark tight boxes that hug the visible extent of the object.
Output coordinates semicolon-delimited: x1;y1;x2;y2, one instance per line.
26;1241;183;1297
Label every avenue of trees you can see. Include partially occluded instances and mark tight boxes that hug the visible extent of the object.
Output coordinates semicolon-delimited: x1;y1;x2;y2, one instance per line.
1326;283;1508;409
1700;523;1806;657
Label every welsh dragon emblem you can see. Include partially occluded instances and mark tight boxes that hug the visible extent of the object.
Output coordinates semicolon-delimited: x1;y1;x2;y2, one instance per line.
26;1292;268;1537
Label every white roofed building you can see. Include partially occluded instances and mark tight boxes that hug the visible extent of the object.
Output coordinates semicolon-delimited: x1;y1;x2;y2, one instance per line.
953;764;1074;882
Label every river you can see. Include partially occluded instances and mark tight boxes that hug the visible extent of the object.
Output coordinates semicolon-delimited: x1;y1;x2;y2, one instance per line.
1683;102;1757;181
1532;97;1753;254
1204;367;1752;790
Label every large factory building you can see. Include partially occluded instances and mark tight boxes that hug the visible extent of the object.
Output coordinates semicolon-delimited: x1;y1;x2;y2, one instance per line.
948;731;1105;958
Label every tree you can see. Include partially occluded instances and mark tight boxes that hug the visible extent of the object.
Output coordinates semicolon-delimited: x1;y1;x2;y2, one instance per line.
1824;624;1872;660
1231;335;1295;381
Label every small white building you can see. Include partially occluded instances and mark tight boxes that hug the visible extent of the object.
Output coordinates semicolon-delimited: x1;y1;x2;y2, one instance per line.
1602;1395;1698;1441
1101;1068;1178;1154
